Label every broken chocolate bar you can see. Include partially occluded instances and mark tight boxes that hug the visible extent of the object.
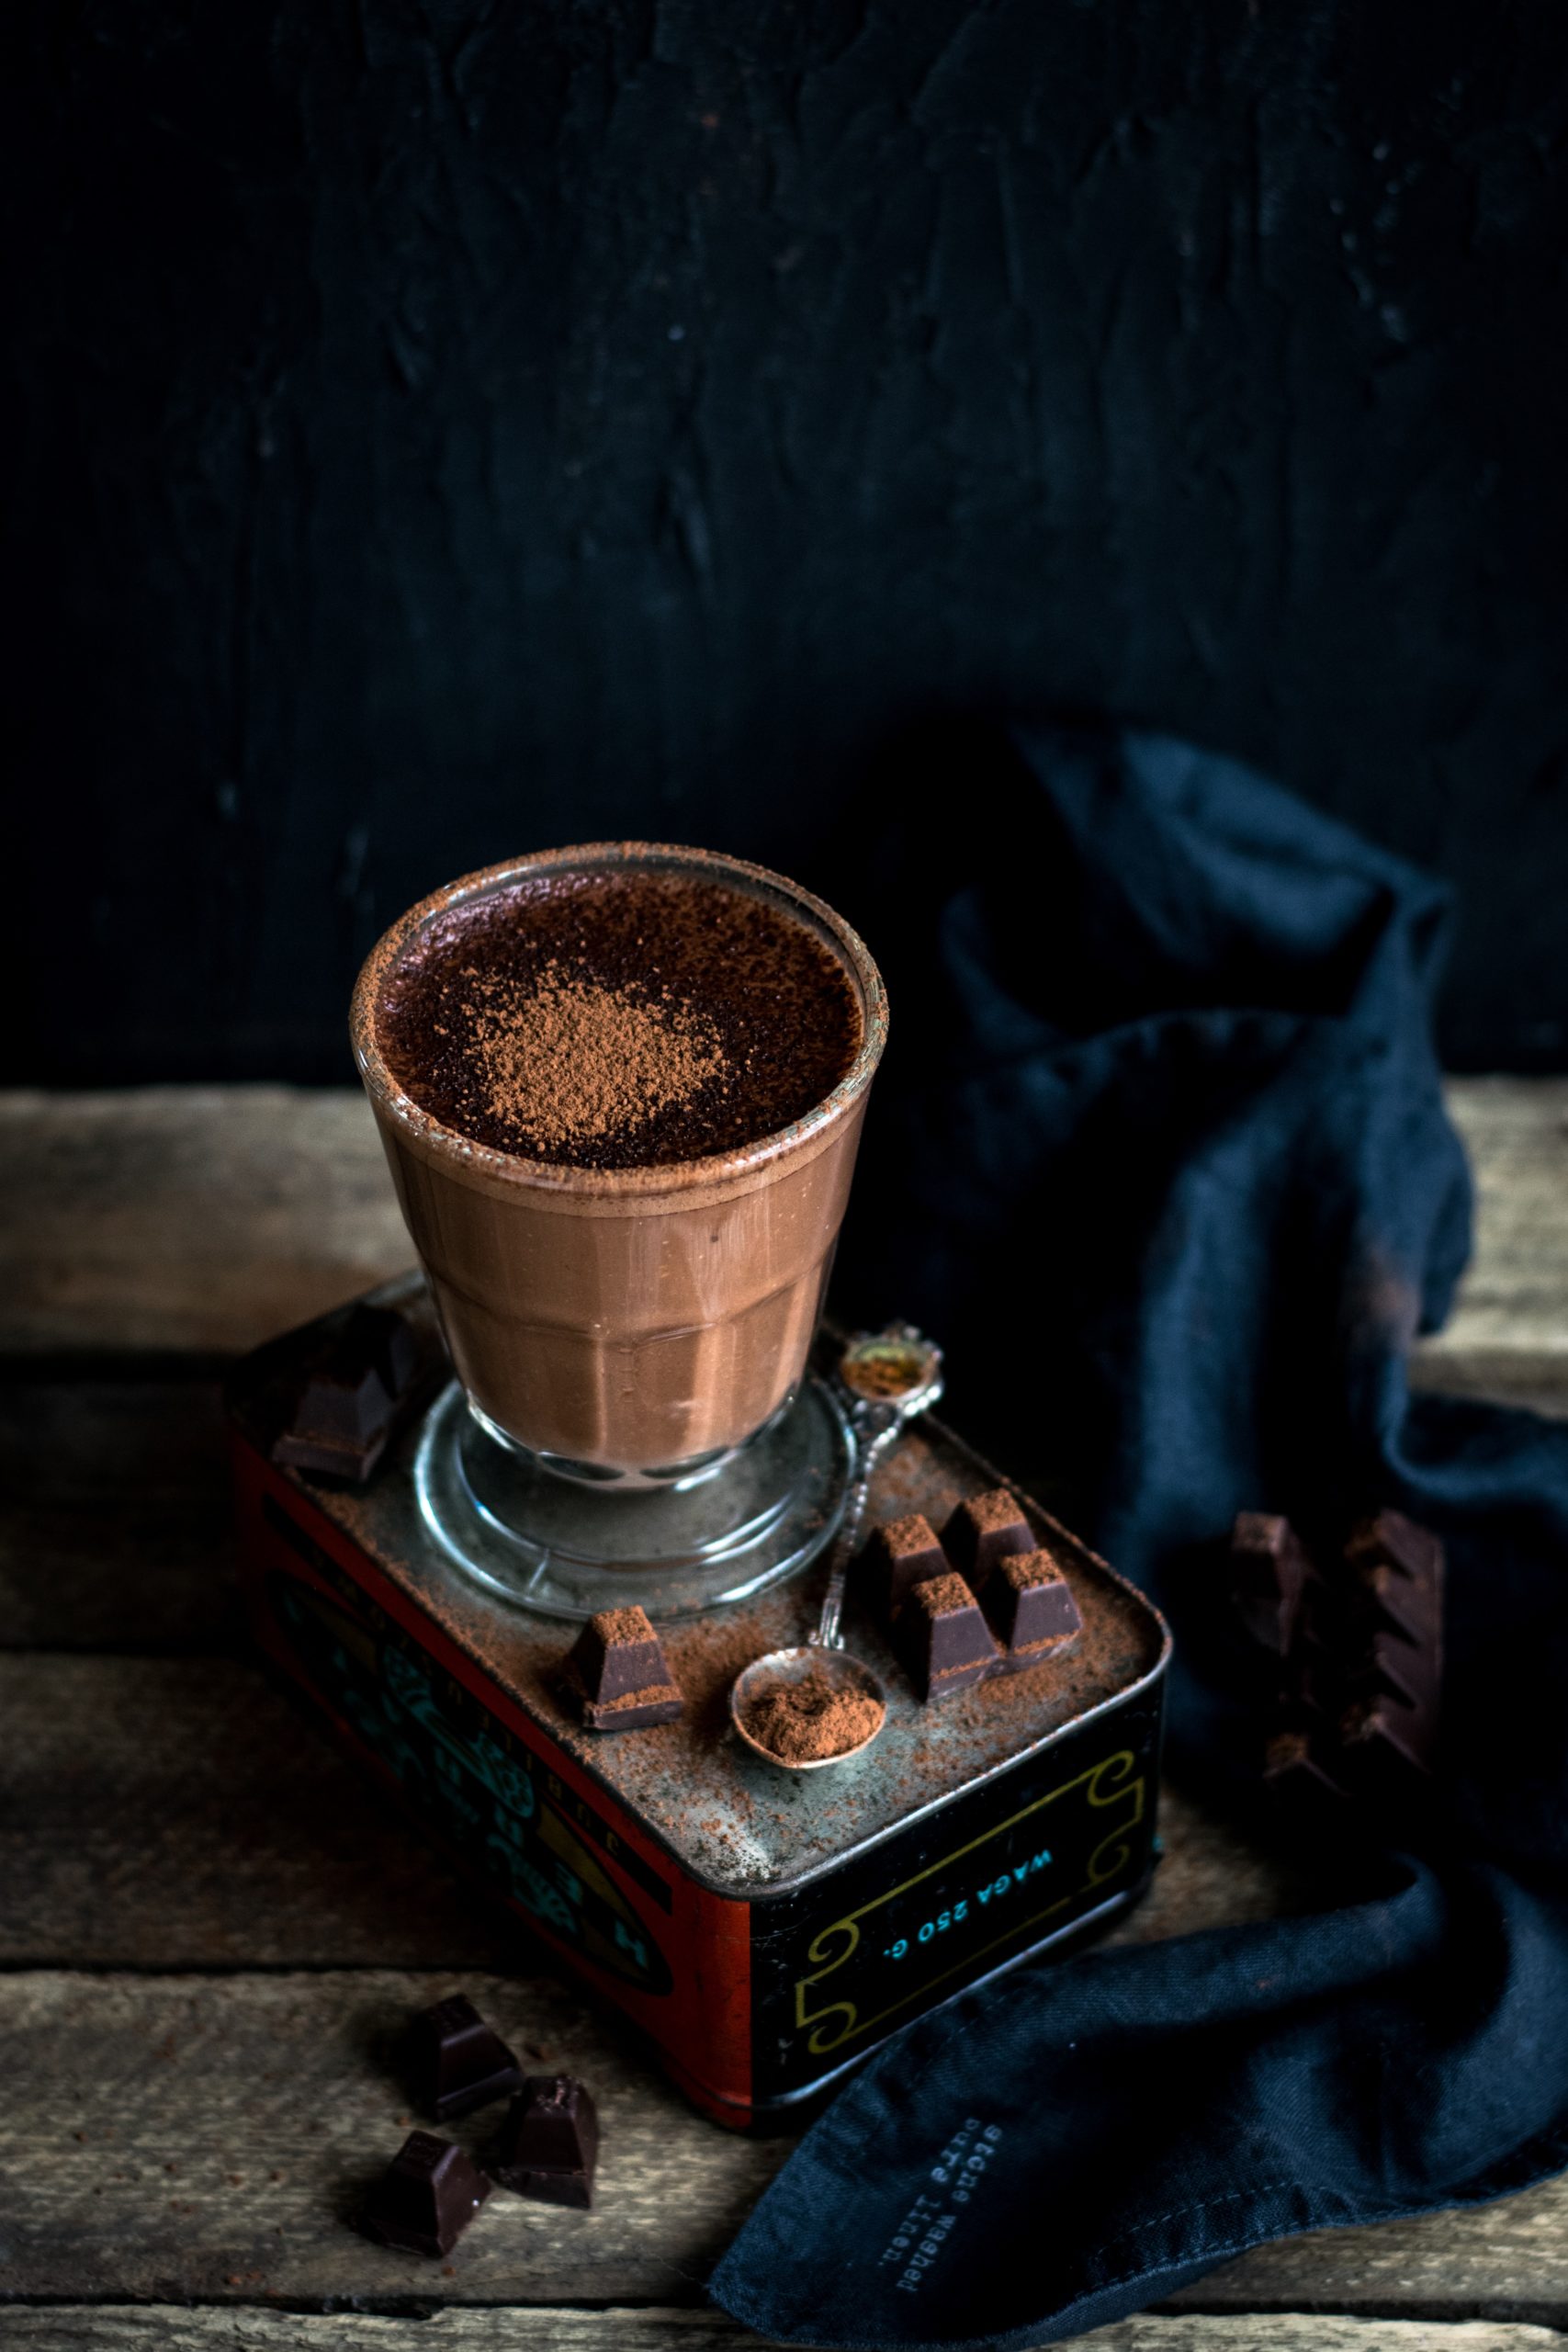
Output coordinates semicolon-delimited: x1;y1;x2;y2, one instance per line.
492;2075;599;2209
941;1487;1035;1588
1232;1507;1444;1826
412;1992;524;2121
980;1546;1083;1671
566;1606;683;1732
361;2130;491;2257
897;1571;1000;1702
273;1303;425;1483
1335;1508;1443;1796
1230;1510;1314;1656
858;1511;951;1621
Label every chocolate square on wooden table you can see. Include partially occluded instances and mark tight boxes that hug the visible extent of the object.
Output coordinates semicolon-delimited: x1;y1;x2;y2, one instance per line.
492;2075;599;2209
858;1510;951;1620
412;1992;524;2121
981;1545;1083;1671
567;1605;684;1732
898;1571;1000;1702
361;2130;491;2257
940;1487;1035;1587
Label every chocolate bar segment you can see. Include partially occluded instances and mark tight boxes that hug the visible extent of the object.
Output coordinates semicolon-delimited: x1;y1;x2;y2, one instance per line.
1346;1509;1443;1646
570;1607;670;1703
941;1487;1035;1587
1230;1511;1314;1657
492;2075;599;2209
898;1571;1000;1702
412;1992;524;2121
1232;1507;1444;1826
361;2130;491;2257
858;1512;951;1621
981;1546;1083;1672
567;1606;683;1732
273;1303;426;1483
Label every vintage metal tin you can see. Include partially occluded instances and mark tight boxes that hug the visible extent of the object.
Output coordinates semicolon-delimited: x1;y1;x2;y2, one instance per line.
229;1283;1170;2130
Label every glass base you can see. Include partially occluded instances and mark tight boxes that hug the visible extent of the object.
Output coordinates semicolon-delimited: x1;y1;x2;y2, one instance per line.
412;1376;854;1621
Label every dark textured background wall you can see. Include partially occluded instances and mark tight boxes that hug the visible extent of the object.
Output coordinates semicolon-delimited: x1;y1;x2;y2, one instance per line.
7;0;1567;1080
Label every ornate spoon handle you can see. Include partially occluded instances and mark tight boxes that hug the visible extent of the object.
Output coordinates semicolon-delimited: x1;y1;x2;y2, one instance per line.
811;1325;945;1653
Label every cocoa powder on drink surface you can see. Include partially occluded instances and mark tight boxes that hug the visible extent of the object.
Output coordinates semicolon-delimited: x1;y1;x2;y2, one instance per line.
742;1665;886;1764
465;963;729;1153
377;865;863;1169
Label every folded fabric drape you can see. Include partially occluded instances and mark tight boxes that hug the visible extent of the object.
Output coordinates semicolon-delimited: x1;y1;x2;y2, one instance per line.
711;723;1568;2348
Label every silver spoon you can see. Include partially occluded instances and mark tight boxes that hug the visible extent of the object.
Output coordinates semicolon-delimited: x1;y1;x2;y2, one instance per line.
729;1325;945;1770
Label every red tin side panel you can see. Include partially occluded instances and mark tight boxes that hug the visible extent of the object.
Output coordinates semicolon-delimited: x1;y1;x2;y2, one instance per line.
231;1433;756;2123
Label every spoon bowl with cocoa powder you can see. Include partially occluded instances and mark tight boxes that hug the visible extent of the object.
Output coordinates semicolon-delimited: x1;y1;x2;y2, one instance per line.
728;1327;943;1771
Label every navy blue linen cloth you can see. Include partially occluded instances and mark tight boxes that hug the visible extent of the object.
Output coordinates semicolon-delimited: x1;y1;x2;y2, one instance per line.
710;722;1568;2348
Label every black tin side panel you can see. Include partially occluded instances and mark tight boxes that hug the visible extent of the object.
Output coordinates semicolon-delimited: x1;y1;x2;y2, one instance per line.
749;1689;1163;2105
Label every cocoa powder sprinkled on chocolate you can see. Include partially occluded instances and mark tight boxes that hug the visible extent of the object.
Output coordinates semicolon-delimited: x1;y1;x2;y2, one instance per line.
998;1547;1067;1590
592;1606;659;1645
742;1667;886;1764
967;1489;1027;1533
912;1572;976;1618
377;866;863;1169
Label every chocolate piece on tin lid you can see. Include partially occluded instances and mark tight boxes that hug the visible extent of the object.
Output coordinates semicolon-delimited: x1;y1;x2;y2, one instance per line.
940;1487;1035;1588
857;1511;951;1622
898;1571;1000;1702
492;2075;600;2209
566;1606;685;1732
981;1546;1083;1672
412;1992;524;2122
581;1683;684;1732
569;1605;673;1704
272;1302;426;1484
361;2131;491;2257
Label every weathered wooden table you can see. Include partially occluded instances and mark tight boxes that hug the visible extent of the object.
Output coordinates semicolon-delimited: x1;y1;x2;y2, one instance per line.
4;1081;1566;2352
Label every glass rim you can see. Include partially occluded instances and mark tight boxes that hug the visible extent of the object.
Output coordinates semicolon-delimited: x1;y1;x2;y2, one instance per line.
349;841;889;1197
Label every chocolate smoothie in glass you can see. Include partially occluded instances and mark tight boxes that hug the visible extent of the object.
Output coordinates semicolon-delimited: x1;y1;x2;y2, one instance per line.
351;845;886;1488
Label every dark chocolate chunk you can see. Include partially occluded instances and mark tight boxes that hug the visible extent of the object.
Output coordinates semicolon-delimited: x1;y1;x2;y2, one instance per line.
581;1686;684;1730
941;1487;1035;1588
858;1511;951;1621
1335;1511;1443;1795
361;2130;491;2257
1338;1686;1438;1793
898;1571;1000;1702
492;2075;599;2208
981;1546;1083;1670
566;1606;684;1732
412;1993;524;2121
1345;1507;1443;1590
1235;1508;1444;1828
1230;1511;1314;1656
1262;1727;1353;1811
273;1303;425;1482
569;1606;670;1702
1346;1510;1444;1646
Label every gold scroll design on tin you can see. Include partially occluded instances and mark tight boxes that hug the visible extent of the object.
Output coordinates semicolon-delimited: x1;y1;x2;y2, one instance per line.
792;1750;1145;2057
